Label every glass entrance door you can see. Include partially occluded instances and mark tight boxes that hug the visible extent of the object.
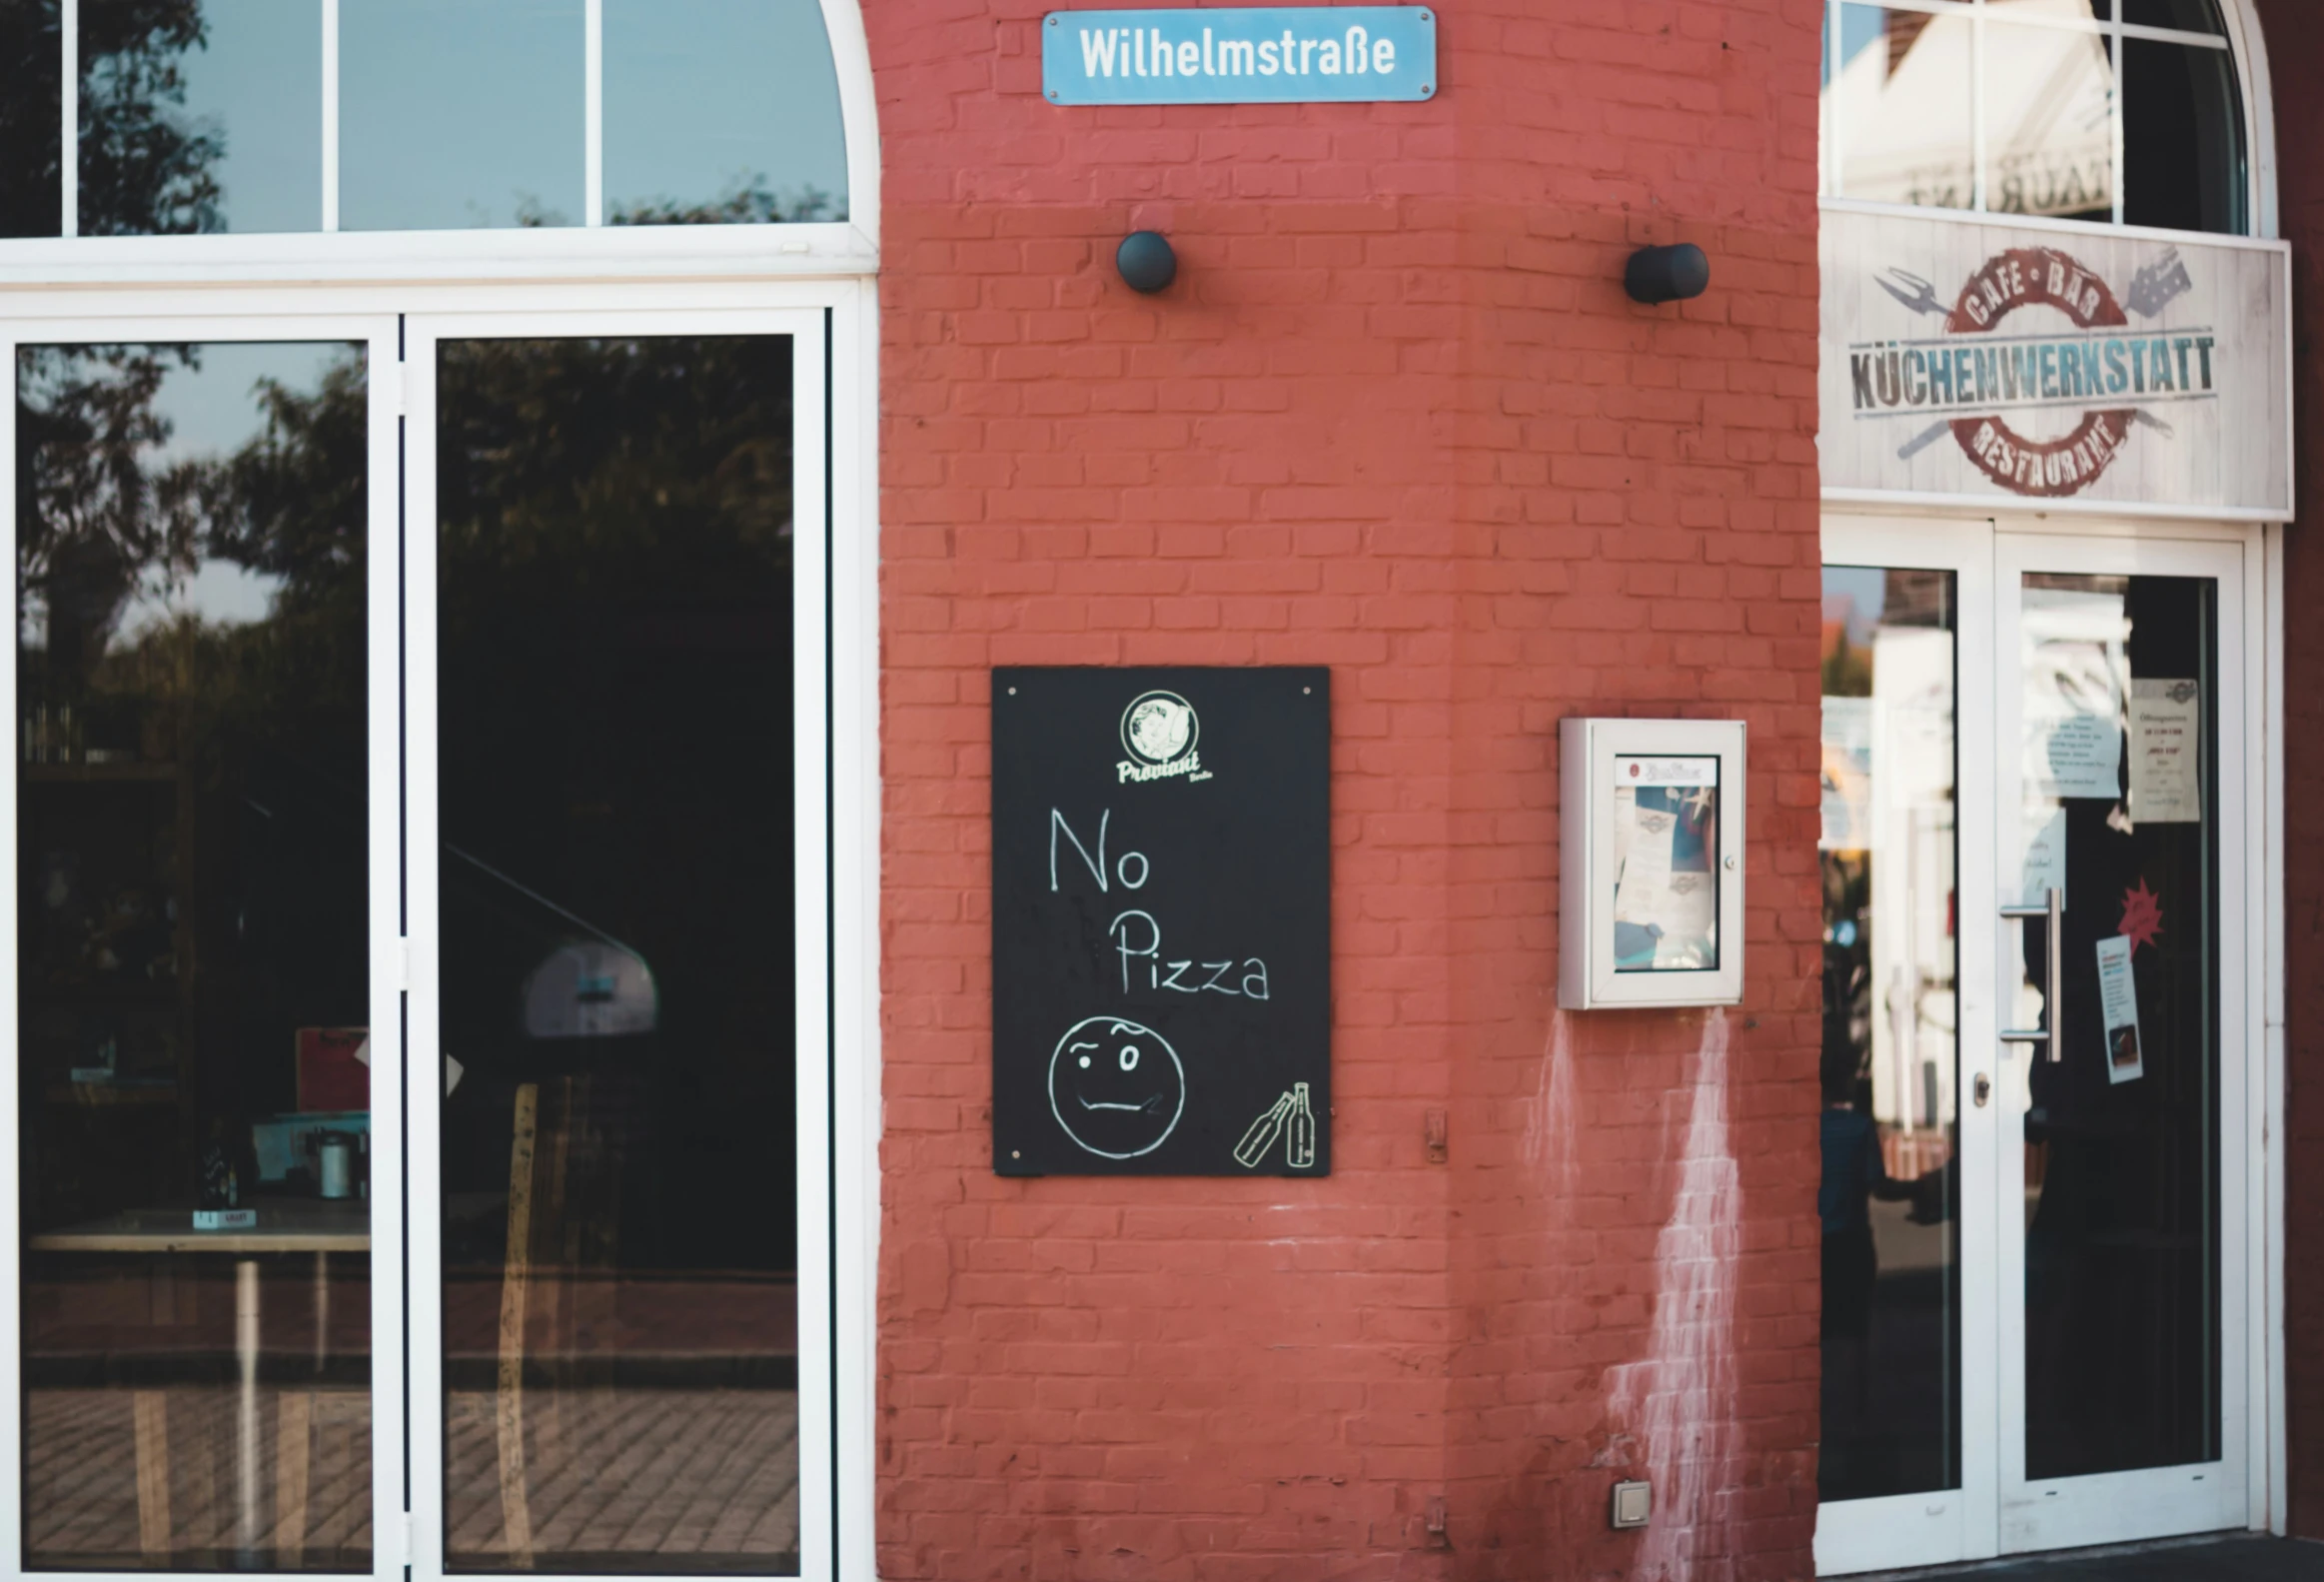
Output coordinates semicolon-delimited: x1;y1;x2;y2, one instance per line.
2;305;834;1580
3;317;406;1574
401;311;832;1582
1994;534;2249;1552
1814;520;2254;1575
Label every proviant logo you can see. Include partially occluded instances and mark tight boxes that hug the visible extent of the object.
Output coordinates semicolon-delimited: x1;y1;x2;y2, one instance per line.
1118;690;1210;784
1848;245;2212;498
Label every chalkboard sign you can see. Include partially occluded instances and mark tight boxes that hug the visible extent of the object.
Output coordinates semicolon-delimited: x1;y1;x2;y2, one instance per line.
992;667;1330;1175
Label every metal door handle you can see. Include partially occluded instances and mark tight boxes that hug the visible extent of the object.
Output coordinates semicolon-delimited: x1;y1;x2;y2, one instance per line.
1998;885;2063;1062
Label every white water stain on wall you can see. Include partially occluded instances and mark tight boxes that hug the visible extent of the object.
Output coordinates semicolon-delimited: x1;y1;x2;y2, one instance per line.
1524;1009;1579;1196
1606;1009;1743;1582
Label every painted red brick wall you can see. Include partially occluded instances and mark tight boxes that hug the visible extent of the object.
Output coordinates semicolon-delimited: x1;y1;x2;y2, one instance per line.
2249;0;2324;1541
865;0;1827;1575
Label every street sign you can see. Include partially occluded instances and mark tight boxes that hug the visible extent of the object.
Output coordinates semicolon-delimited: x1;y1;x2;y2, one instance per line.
1042;7;1435;105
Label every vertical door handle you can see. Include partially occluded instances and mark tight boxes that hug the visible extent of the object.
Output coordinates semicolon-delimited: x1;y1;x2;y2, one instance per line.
1998;885;2064;1062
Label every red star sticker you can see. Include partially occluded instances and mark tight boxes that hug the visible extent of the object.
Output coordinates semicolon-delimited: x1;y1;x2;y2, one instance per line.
2119;878;2164;955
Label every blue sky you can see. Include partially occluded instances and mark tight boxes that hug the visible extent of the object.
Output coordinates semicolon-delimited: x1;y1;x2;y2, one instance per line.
142;0;849;232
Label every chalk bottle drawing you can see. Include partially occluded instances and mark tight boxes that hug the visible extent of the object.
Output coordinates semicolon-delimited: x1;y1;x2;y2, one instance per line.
1234;1091;1293;1168
1288;1082;1316;1169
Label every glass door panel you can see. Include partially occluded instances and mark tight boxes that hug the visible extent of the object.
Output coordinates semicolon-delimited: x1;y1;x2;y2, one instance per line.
1995;536;2246;1552
1813;524;2001;1581
2012;574;2218;1479
1818;566;1963;1503
413;327;812;1576
12;331;396;1571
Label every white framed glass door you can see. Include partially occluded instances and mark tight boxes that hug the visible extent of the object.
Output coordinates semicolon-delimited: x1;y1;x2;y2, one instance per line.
0;301;837;1580
400;308;833;1582
1815;517;2258;1575
0;313;407;1577
1993;532;2248;1552
1814;519;2001;1577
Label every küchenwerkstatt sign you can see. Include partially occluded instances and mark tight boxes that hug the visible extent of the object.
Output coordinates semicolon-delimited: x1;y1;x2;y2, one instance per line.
1819;209;2291;518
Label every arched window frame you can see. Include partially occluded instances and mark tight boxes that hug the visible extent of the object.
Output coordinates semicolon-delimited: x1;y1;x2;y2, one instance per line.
0;0;882;284
1819;0;2279;243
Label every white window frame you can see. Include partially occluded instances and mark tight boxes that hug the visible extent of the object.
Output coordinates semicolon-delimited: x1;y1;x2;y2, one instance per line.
1819;0;2267;237
0;274;881;1582
7;0;881;277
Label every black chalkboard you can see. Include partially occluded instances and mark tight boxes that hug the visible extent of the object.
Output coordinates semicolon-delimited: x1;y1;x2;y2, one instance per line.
992;667;1330;1176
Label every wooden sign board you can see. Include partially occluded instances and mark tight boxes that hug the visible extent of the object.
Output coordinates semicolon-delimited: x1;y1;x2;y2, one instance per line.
991;667;1329;1176
1819;208;2291;519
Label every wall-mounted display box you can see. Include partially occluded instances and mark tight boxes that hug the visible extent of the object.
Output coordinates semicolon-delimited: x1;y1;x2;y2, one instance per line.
1559;718;1745;1009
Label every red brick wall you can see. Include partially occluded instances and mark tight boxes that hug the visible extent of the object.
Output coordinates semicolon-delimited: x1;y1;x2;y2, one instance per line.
2250;0;2324;1541
865;0;1827;1575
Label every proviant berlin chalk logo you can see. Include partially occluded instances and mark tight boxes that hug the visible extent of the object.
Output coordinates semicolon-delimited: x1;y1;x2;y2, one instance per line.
1849;245;2215;498
1118;690;1211;783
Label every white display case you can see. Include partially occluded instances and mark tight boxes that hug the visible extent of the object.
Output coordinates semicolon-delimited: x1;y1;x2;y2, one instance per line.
1559;718;1746;1009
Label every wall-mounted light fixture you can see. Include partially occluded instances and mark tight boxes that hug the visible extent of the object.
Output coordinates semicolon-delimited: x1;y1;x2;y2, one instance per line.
1117;230;1177;293
1624;243;1710;305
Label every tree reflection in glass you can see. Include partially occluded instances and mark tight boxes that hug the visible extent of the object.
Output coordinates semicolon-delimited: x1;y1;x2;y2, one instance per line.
433;336;801;1575
17;339;373;1571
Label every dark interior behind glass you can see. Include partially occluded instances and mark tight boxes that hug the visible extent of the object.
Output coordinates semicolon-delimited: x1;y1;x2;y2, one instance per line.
436;335;800;1574
2019;574;2221;1480
17;339;372;1571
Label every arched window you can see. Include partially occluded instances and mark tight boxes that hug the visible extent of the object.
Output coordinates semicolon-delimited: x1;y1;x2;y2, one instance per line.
0;0;849;238
1820;0;2251;236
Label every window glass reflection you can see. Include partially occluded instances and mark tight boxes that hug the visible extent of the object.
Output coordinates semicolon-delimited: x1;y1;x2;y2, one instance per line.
1818;0;2248;235
17;340;372;1571
1832;4;1975;212
604;0;848;225
437;336;799;1575
79;0;321;236
1819;567;1961;1503
1984;21;2113;222
340;0;582;231
2121;0;2223;32
2124;38;2245;234
0;0;64;238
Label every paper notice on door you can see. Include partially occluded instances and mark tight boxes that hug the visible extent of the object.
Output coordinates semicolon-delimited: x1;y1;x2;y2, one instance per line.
2020;803;2067;909
2022;592;2126;799
2128;678;2202;824
2095;934;2143;1084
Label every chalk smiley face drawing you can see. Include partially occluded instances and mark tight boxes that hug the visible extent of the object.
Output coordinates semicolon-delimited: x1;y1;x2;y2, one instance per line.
1048;1016;1186;1159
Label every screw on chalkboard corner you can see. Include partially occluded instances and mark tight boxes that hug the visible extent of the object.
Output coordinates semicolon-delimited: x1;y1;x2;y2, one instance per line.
1008;686;1018;695
1011;1149;1021;1159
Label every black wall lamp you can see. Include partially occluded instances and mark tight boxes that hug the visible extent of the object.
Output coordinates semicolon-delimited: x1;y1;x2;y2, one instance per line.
1624;243;1710;305
1117;230;1177;293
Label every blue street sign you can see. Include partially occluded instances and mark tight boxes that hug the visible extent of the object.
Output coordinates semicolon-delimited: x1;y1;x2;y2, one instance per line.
1043;7;1436;104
